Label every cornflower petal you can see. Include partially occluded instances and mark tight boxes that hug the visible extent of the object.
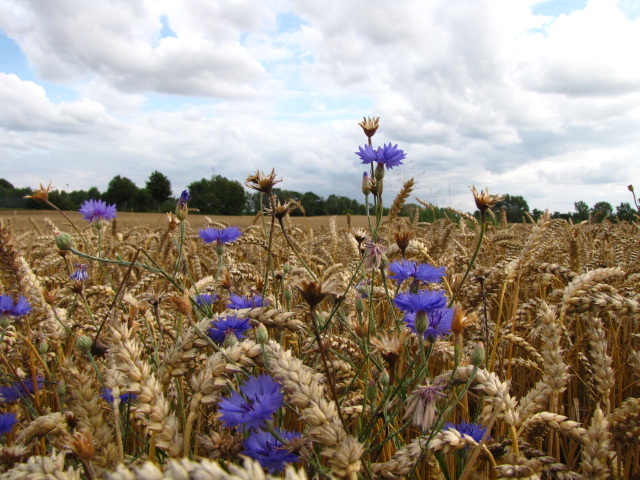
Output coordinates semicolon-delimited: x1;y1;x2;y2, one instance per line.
394;290;447;313
444;421;487;444
0;412;17;435
207;314;251;345
218;374;283;431
79;199;117;223
199;226;242;245
243;429;301;473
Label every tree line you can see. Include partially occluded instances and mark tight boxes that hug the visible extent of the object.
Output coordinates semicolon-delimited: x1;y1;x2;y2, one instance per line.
0;174;636;222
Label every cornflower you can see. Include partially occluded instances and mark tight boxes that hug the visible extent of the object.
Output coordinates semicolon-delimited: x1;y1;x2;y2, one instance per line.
355;143;406;170
70;263;89;282
218;374;283;431
208;314;251;345
195;293;217;307
100;388;137;404
199;226;242;245
78;199;117;223
0;295;31;318
227;293;267;310
176;190;189;220
388;260;445;286
243;429;301;473
444;420;487;444
0;412;17;435
0;377;44;403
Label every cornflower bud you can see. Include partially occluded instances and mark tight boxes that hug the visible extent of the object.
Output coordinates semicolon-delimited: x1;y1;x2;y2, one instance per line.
380;369;390;388
76;336;92;353
472;342;485;366
224;333;239;347
629;184;635;193
176;190;189;221
55;233;74;251
414;311;428;338
283;286;292;302
38;341;49;356
355;295;365;314
256;323;269;345
374;163;385;182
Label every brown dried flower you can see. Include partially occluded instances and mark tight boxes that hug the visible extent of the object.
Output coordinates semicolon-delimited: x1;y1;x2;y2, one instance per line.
67;430;95;460
393;229;413;256
24;182;54;203
295;277;341;309
358;116;380;139
371;331;407;373
450;304;477;335
166;212;181;232
245;168;282;194
363;240;387;270
470;185;505;213
264;198;302;220
404;381;447;430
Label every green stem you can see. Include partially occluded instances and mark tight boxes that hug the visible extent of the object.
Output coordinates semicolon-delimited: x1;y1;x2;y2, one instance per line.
448;213;486;307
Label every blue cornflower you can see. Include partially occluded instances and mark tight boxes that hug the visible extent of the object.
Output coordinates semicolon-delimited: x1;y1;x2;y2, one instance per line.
199;226;242;245
70;263;89;282
178;190;189;209
100;388;137;404
79;199;117;223
0;412;17;435
243;429;300;473
0;295;31;318
227;293;268;310
394;289;447;313
388;260;445;285
444;421;487;444
404;308;453;340
195;293;217;307
0;377;44;403
355;143;406;170
208;314;251;345
218;374;283;431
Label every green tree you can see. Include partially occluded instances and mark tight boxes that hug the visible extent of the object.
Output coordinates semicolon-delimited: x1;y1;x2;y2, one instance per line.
300;192;324;216
103;176;138;211
188;175;245;215
591;201;613;222
616;202;636;222
493;194;530;223
146;171;172;206
573;201;590;221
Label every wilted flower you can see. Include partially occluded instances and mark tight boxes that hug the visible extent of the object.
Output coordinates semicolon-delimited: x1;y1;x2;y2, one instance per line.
70;263;89;282
24;183;54;203
358;116;380;139
444;421;487;444
404;381;447;430
0;295;31;318
393;229;413;256
243;429;301;473
363;240;387;270
388;260;445;286
0;413;17;435
218;374;283;430
199;226;242;246
470;186;505;213
264;198;301;220
295;277;341;309
167;212;181;231
245;168;282;194
79;199;117;223
208;314;251;345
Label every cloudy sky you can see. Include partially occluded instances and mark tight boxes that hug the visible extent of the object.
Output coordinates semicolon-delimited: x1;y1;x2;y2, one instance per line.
1;0;639;213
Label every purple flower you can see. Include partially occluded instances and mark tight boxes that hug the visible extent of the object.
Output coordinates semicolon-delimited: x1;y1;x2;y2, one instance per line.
208;314;251;345
388;260;445;285
227;293;267;310
0;295;31;318
0;377;44;403
70;263;89;282
100;388;137;404
404;308;453;340
218;374;283;431
444;421;487;444
79;199;117;223
394;289;447;313
195;293;217;307
199;226;242;245
243;429;300;473
178;190;189;209
0;412;17;435
355;143;406;170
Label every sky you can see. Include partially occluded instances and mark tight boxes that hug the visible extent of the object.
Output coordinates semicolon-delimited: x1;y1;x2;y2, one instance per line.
1;0;639;214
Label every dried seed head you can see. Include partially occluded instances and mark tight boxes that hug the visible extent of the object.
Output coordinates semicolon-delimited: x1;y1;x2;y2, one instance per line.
358;116;380;138
67;430;95;460
264;197;302;220
169;293;193;315
393;229;413;256
218;270;233;290
470;185;505;213
371;331;406;372
451;304;477;335
166;212;181;232
245;168;282;194
404;381;447;430
24;182;54;203
295;277;341;309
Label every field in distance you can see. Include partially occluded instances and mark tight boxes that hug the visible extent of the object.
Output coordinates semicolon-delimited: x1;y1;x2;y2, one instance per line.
1;210;376;234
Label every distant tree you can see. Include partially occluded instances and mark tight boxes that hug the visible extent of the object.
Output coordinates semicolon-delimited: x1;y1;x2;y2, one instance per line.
591;201;613;222
573;201;590;221
300;192;324;216
616;202;636;222
188;175;245;215
0;179;14;190
146;171;172;206
531;208;544;221
493;194;529;223
103;176;138;211
132;188;155;212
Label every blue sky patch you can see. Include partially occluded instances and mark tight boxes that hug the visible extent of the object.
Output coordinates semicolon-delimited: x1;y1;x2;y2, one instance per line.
531;0;588;17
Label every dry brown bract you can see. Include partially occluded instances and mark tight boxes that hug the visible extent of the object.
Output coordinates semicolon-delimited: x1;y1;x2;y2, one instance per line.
245;168;282;194
470;185;505;212
358;116;380;138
